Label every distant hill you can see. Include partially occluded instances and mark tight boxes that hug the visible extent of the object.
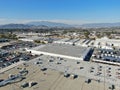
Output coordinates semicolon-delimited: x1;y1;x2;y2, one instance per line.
1;21;120;29
0;21;72;29
0;24;32;29
27;21;72;28
0;24;49;29
80;22;120;28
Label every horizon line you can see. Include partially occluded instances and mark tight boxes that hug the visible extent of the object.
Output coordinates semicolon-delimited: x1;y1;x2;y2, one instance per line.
0;18;120;25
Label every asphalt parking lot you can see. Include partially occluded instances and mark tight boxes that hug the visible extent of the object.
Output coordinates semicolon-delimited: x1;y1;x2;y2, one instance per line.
1;55;120;90
0;50;38;69
1;41;38;51
0;59;112;90
33;55;120;88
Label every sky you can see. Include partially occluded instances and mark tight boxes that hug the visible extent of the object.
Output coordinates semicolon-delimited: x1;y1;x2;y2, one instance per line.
0;0;120;25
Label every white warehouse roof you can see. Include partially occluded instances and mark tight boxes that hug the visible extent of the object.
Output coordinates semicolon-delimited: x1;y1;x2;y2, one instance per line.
26;44;92;60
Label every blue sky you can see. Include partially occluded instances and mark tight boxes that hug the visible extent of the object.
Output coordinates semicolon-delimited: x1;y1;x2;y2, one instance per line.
0;0;120;24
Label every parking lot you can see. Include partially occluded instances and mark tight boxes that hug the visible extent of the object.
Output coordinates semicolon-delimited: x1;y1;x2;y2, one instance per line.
0;49;38;69
92;49;120;65
0;41;39;70
33;55;120;88
1;41;38;51
0;59;112;90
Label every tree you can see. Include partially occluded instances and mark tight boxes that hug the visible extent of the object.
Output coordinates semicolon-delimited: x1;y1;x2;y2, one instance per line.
105;32;111;38
84;30;90;38
62;30;67;34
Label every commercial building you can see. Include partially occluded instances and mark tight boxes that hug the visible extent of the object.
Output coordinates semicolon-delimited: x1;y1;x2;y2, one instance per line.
26;44;93;61
0;39;9;43
94;37;120;49
54;38;94;47
19;36;53;43
92;48;120;65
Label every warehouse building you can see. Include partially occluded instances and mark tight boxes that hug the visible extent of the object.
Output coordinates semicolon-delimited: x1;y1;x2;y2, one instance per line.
94;37;120;49
54;38;94;47
0;39;9;43
26;44;93;61
19;36;53;43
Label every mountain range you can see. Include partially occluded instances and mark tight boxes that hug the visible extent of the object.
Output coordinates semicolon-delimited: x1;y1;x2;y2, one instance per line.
0;21;120;29
80;22;120;28
27;21;72;28
0;21;72;29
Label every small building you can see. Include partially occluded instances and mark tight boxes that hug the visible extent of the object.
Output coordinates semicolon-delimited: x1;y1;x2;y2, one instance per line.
0;39;9;43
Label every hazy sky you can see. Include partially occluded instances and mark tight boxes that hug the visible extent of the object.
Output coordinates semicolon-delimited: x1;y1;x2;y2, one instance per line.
0;0;120;24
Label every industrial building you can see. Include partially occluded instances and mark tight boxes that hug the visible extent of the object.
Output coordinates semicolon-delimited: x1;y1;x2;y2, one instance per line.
26;44;93;61
92;48;120;65
94;37;120;49
19;36;53;43
53;38;94;47
0;39;9;43
55;37;120;49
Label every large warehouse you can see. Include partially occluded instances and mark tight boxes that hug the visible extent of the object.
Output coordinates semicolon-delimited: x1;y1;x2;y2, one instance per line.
94;37;120;49
26;44;93;61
